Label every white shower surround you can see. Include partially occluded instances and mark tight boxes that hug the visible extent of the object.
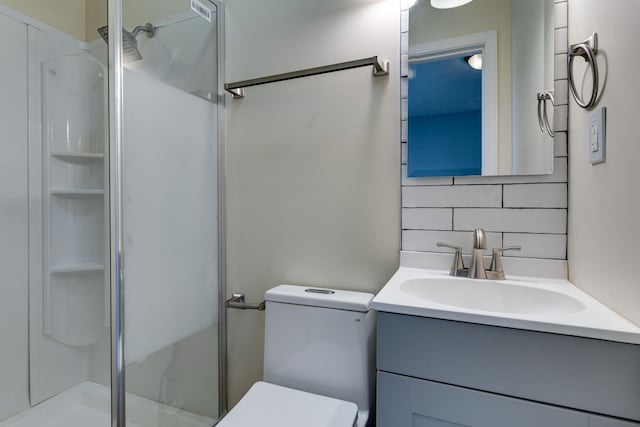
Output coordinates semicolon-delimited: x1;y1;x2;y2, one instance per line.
0;4;222;423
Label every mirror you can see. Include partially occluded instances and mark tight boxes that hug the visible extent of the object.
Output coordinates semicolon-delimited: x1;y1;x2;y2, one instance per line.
408;0;556;176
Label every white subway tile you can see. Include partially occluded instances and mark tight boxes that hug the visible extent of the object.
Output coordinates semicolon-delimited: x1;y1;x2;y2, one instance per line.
554;2;568;29
403;185;501;208
402;208;452;230
401;120;407;142
454;157;567;185
503;233;567;259
401;76;408;99
503;183;567;208
401;142;407;164
554;28;568;54
554;79;568;106
401;98;408;121
555;54;568;80
401;10;409;32
554;131;567;157
401;32;409;54
454;208;567;234
554;104;568;132
401;54;408;77
402;230;502;254
402;165;452;186
502;256;568;278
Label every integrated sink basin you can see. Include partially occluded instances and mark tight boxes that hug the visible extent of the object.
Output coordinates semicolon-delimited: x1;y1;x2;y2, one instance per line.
372;254;640;344
399;277;585;315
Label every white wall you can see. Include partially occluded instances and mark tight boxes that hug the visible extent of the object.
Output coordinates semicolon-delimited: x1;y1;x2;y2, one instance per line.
224;0;401;406
0;0;87;40
0;11;29;422
568;0;640;326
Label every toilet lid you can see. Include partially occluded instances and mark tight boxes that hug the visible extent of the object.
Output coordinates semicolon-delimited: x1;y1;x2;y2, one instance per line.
217;382;358;427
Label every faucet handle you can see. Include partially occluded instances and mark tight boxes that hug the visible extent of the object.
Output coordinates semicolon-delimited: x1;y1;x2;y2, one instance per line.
488;246;522;274
437;242;465;276
437;242;462;251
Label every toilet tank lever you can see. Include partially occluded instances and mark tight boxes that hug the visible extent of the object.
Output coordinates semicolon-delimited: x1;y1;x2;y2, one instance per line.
226;293;266;311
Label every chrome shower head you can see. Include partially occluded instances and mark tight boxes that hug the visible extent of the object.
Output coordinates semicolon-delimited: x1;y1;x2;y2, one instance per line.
97;23;155;62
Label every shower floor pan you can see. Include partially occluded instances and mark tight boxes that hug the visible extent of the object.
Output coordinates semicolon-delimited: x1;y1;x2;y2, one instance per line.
0;382;214;427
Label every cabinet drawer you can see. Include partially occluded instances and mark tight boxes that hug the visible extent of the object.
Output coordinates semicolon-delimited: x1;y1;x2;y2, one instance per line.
377;312;640;421
377;371;639;427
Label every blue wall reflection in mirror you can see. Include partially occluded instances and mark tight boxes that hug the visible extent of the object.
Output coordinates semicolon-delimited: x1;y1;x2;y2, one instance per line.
408;53;482;177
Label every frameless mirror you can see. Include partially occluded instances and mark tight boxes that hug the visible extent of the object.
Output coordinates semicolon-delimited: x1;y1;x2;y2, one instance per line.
408;0;555;176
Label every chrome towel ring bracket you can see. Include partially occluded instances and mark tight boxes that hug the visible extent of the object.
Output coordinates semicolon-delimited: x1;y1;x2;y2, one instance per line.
537;90;555;137
569;32;599;109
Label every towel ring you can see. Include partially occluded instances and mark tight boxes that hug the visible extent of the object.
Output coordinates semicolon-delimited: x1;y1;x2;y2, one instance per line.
537;91;554;137
568;33;599;109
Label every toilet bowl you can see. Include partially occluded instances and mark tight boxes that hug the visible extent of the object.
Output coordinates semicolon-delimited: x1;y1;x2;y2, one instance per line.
218;285;376;427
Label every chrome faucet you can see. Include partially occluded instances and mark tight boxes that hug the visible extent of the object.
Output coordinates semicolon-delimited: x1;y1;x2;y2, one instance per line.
438;229;522;280
468;228;487;279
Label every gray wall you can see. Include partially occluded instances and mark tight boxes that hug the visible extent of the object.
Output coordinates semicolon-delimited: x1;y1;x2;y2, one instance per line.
568;0;640;326
224;0;401;406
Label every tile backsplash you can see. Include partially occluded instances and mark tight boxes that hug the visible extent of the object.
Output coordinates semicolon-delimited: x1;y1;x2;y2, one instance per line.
400;0;569;261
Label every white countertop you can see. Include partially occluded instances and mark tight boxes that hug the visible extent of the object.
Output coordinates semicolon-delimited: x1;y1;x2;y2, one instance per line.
372;263;640;345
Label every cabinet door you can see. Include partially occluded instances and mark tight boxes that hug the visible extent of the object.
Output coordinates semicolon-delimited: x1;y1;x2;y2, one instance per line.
378;372;597;427
592;417;640;427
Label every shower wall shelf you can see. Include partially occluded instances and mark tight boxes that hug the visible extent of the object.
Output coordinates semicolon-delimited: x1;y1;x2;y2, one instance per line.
50;151;104;163
50;189;105;197
42;54;109;348
224;55;390;99
50;265;105;274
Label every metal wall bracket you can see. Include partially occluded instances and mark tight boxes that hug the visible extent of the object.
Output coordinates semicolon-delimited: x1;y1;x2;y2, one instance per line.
372;59;390;76
224;56;389;99
226;87;244;99
225;293;265;311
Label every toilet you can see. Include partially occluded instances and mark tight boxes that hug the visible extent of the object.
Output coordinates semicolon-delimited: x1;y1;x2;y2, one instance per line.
219;284;376;427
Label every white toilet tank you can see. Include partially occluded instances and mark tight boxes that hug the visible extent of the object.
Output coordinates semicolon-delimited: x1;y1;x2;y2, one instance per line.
263;285;376;425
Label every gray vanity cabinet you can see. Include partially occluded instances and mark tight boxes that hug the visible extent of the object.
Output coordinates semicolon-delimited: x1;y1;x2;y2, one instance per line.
376;312;640;426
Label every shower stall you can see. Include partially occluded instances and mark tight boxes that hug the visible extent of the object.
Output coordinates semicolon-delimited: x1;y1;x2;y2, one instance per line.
0;0;225;426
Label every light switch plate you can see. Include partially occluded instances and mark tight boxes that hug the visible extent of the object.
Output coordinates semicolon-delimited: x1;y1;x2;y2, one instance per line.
589;106;606;164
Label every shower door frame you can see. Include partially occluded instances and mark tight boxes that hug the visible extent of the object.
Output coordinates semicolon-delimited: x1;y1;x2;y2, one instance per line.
106;1;227;425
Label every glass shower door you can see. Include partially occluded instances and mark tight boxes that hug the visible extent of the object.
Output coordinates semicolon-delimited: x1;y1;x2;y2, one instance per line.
109;0;223;425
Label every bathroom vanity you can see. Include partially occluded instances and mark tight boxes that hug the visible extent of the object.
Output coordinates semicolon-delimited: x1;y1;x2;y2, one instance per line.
372;254;640;426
